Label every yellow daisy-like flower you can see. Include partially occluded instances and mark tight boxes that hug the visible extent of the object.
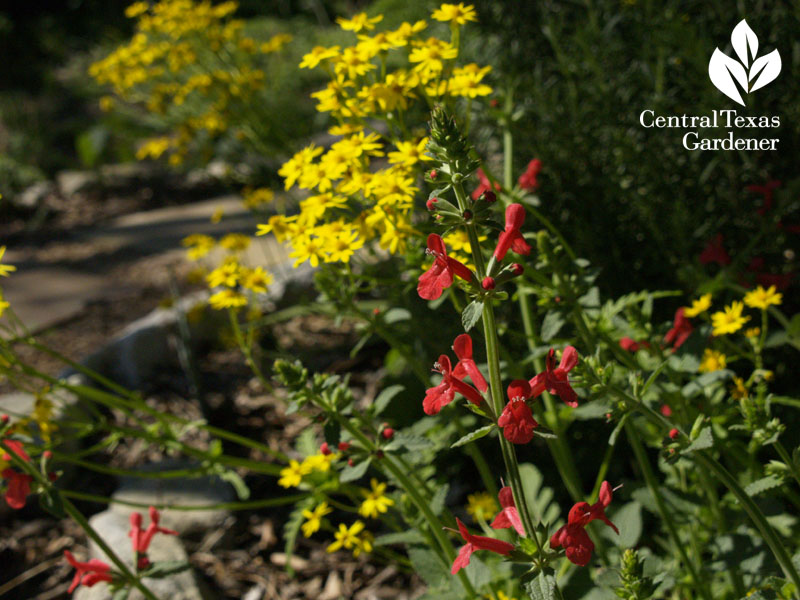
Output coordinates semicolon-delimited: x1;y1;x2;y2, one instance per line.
327;521;372;557
744;327;761;339
208;289;247;310
336;13;383;33
698;348;727;373
358;478;395;519
743;285;782;310
730;377;749;400
278;459;312;488
299;45;341;70
683;293;712;318
219;233;251;252
387;138;430;167
711;301;750;336
206;259;242;288
241;267;273;294
466;491;498;520
0;292;9;318
301;452;337;473
431;3;478;26
0;246;17;277
301;502;333;537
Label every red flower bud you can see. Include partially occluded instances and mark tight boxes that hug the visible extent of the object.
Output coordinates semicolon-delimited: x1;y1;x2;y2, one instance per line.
511;263;524;276
660;404;672;417
490;99;499;108
43;450;53;460
382;427;394;440
426;197;439;211
320;442;332;456
49;472;59;481
338;441;350;451
482;277;495;290
669;428;679;440
0;415;8;424
430;169;438;179
463;210;473;221
482;190;497;204
347;458;355;467
372;307;380;316
375;450;384;459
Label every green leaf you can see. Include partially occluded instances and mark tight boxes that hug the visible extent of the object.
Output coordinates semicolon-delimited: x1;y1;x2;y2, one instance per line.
465;556;491;589
682;427;714;454
384;308;412;324
141;561;192;578
323;420;340;446
462;301;484;332
39;489;65;519
408;547;449;587
430;483;449;516
219;469;250;500
533;426;558;440
340;457;371;483
451;424;494;448
608;413;630;446
518;463;561;525
572;400;611;420
283;496;315;575
374;529;426;546
610;501;642;547
386;433;434;452
745;475;784;497
540;311;565;342
373;385;405;415
525;570;557;600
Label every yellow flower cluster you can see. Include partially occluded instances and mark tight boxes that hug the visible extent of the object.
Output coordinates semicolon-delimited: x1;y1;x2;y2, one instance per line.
327;520;374;557
465;491;498;520
90;0;291;165
182;233;273;310
698;348;727;373
683;286;783;338
262;4;491;268
278;452;338;488
0;245;15;318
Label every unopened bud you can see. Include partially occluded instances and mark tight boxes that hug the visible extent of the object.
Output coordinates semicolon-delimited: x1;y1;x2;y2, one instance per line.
430;169;438;179
0;414;8;424
426;197;438;211
482;277;495;290
482;190;497;204
372;307;380;316
511;263;524;276
43;450;53;460
338;441;350;451
382;427;394;440
669;428;679;440
347;458;355;467
375;450;385;459
320;442;332;455
462;210;473;221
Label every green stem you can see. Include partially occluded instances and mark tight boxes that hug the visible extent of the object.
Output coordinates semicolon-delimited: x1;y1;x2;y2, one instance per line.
61;489;308;511
228;308;272;391
775;441;800;491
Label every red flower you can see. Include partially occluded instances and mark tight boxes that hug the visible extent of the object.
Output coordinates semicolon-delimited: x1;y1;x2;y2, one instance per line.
452;334;488;392
423;355;484;415
518;159;542;191
2;439;30;463
490;486;525;536
550;481;618;567
619;337;649;352
747;180;780;215
2;439;33;509
699;233;731;266
663;307;693;350
494;204;532;260
451;517;515;574
471;168;501;201
129;506;178;554
497;380;538;444
418;234;473;300
64;550;113;594
529;346;579;407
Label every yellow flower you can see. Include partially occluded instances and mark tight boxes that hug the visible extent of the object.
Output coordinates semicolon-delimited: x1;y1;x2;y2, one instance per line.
290;235;327;268
301;502;333;537
466;491;498;520
336;12;383;33
208;289;247;310
711;301;750;336
0;292;9;318
219;233;251;252
0;246;17;277
743;285;782;310
299;45;341;69
730;377;749;400
358;478;395;519
683;293;712;318
301;452;337;473
744;327;761;339
278;459;311;488
242;187;274;209
448;63;493;97
698;348;727;373
124;1;149;19
206;259;242;288
387;138;430;167
409;38;458;77
260;33;292;53
182;234;216;260
327;521;372;557
431;3;478;26
256;215;298;243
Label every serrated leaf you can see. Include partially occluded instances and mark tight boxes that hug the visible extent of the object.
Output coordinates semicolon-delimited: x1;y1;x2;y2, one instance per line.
525;571;557;600
745;475;784;497
519;463;561;525
283;496;314;575
373;385;405;416
386;433;434;452
451;424;494;448
540;311;565;342
374;529;426;546
572;400;611;420
340;457;371;482
610;502;642;547
682;427;714;454
141;561;192;578
465;555;492;588
408;547;449;587
462;301;484;332
431;483;449;516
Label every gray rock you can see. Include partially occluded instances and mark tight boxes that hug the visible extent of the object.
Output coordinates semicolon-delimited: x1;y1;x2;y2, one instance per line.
15;181;55;210
111;459;234;535
74;510;212;600
57;170;100;197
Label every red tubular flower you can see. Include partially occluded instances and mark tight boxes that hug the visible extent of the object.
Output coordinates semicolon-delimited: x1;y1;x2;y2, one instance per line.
550;481;618;567
2;469;33;509
130;506;178;555
471;168;501;201
2;439;31;463
494;204;532;260
423;355;484;415
497;380;538;444
747;180;780;215
417;234;473;300
451;518;515;574
452;334;488;392
663;307;693;350
619;337;650;352
518;159;542;191
699;233;731;266
490;487;525;536
64;550;113;594
529;347;579;407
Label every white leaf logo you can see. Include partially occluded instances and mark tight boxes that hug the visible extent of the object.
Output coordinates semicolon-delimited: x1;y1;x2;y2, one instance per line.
708;19;781;105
